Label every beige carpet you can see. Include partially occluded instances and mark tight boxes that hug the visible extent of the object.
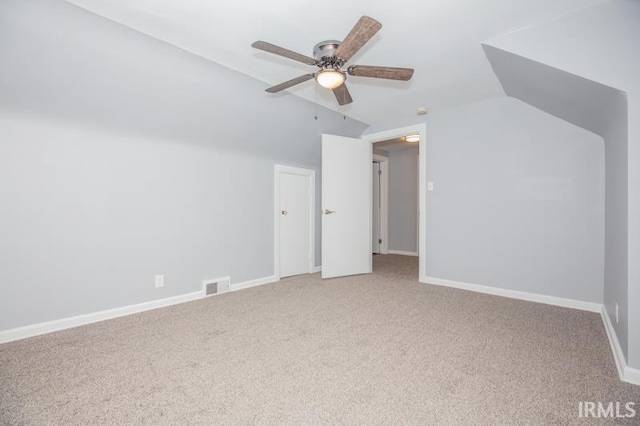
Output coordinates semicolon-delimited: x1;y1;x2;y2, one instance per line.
1;255;638;425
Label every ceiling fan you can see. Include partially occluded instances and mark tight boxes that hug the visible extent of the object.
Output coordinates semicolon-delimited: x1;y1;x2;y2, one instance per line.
251;16;414;106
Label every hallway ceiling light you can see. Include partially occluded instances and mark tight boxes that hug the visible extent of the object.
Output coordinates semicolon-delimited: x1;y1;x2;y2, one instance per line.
405;134;420;143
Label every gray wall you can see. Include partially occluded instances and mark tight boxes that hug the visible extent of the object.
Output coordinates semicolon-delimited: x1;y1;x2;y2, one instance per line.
388;147;419;253
484;44;629;358
0;0;366;331
484;0;640;369
425;96;604;303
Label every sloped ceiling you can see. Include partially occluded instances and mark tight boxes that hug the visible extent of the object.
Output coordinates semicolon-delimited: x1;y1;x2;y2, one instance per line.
0;0;368;164
63;0;605;125
483;44;627;139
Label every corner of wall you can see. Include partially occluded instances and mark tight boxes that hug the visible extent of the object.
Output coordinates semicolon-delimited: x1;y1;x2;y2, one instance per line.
601;305;640;385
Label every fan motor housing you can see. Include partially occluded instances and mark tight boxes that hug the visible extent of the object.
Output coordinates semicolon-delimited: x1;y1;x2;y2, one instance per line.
313;40;341;61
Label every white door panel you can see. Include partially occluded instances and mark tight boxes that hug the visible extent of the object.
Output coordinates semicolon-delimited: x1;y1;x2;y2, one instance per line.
322;134;372;279
280;173;311;278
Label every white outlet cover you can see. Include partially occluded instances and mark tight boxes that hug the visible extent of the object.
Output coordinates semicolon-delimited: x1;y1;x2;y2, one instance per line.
427;182;434;191
155;275;164;288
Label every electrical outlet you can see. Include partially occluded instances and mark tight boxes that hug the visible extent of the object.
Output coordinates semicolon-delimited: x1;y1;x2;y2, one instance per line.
155;274;164;288
615;303;619;324
427;181;434;191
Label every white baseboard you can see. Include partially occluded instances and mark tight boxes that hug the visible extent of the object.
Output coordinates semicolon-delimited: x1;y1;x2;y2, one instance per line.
230;275;278;292
0;291;203;344
1;273;281;345
311;266;322;273
423;276;602;313
388;250;418;257
601;305;626;379
625;365;640;385
601;306;640;385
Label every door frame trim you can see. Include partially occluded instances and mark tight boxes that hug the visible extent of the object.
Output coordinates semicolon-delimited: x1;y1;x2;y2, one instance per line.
372;154;389;255
363;123;427;282
274;165;316;280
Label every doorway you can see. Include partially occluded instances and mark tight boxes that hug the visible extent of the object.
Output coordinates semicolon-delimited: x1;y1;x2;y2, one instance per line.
372;154;389;255
320;123;426;282
373;138;419;258
364;123;427;281
274;165;315;279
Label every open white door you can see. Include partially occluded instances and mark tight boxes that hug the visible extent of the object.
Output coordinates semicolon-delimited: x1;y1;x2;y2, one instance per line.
321;134;372;279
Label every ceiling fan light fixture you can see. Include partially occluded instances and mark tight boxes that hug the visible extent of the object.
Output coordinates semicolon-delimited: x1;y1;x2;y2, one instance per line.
315;69;346;89
405;134;420;143
252;16;414;106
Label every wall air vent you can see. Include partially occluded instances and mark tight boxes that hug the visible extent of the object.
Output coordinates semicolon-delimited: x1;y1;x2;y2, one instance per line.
202;277;230;296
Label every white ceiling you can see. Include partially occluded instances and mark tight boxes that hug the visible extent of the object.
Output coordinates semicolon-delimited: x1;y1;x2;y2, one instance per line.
63;0;605;126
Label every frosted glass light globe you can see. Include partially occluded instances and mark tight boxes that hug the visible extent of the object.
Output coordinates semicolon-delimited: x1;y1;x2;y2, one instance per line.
315;69;346;89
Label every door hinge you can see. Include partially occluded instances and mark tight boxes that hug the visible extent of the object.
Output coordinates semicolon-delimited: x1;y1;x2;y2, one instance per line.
379;239;382;244
378;169;382;176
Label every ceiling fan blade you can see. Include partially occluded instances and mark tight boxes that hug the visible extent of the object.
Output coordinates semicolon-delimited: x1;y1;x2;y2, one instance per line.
252;41;317;66
347;65;414;81
265;73;315;93
332;83;353;106
334;16;382;62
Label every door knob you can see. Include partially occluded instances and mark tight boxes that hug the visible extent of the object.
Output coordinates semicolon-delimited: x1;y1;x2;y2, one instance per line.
281;210;288;215
323;209;335;215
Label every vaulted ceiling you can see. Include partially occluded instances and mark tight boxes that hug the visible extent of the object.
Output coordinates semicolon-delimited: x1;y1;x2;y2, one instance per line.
64;0;605;125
